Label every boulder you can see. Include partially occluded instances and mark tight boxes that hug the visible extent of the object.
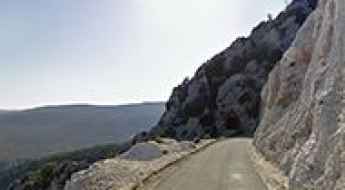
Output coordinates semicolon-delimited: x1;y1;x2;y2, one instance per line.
119;143;162;161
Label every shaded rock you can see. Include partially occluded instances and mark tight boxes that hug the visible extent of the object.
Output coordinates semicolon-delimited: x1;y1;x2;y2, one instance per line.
151;0;318;140
119;143;162;161
216;74;260;135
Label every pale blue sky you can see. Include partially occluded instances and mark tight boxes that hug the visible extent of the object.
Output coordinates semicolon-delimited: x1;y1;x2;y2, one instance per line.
0;0;288;109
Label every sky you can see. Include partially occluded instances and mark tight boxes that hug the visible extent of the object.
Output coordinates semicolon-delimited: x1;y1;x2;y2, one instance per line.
0;0;288;110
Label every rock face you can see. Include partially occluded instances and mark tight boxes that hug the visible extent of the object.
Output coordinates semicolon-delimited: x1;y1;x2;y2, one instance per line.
254;0;345;189
150;0;317;140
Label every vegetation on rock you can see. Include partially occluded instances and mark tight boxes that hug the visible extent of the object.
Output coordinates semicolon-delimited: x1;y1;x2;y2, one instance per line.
150;0;317;140
1;142;131;190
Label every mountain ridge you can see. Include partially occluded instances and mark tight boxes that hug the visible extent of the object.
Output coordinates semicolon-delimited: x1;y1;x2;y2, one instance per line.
147;0;317;141
0;102;165;161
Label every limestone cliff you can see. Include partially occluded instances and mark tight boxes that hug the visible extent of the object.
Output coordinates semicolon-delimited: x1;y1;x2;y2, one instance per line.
254;0;345;189
149;0;317;140
3;1;320;190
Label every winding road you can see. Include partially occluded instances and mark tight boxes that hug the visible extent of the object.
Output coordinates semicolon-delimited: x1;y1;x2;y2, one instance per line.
139;138;267;190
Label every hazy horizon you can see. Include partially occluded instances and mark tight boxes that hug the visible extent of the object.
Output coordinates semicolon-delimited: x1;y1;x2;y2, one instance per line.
1;0;288;109
0;101;165;111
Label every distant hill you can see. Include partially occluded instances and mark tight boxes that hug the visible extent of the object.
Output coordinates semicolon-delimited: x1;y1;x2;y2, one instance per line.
0;102;165;161
0;110;11;115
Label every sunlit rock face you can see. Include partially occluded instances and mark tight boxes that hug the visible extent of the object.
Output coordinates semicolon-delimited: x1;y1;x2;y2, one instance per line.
150;0;317;140
254;0;345;189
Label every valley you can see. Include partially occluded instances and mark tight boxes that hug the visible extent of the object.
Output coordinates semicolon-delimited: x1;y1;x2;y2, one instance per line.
0;103;164;161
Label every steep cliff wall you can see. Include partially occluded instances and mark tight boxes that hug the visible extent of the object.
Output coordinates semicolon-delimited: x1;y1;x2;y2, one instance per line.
149;0;317;140
254;0;345;189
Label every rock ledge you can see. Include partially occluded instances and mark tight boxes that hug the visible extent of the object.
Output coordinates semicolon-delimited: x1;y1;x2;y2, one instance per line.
64;139;215;190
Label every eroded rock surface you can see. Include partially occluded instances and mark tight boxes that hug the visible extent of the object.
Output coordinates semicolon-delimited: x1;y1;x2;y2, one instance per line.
64;139;213;190
150;0;317;140
254;0;345;189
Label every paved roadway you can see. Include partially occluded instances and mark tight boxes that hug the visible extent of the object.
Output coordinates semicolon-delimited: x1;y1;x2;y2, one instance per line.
139;138;267;190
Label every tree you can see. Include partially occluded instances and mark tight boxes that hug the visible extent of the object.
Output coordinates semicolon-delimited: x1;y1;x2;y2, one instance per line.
267;13;273;21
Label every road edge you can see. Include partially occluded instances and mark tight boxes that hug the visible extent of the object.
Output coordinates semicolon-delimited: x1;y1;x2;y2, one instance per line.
249;144;289;190
132;139;218;190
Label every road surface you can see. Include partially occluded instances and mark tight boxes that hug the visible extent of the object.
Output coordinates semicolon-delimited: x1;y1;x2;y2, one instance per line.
139;138;267;190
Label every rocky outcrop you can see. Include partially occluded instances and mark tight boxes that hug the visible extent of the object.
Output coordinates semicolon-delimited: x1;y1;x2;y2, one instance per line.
254;0;345;189
64;139;214;190
150;0;317;140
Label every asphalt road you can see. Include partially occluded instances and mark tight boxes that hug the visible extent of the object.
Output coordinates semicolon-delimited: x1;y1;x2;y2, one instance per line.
139;138;267;190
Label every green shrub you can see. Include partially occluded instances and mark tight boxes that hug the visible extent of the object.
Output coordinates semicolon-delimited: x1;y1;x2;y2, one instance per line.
2;142;132;190
162;150;169;155
153;137;164;144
